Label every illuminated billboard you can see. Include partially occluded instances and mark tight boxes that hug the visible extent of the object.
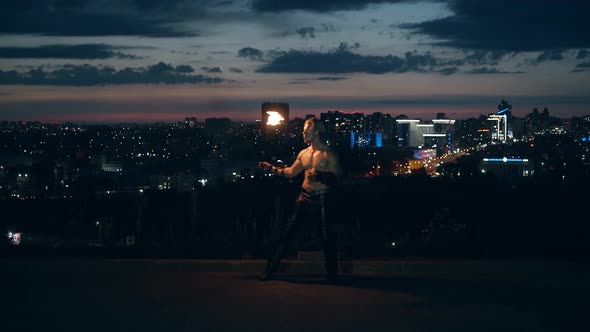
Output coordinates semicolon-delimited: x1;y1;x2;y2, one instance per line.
414;148;436;160
350;132;382;149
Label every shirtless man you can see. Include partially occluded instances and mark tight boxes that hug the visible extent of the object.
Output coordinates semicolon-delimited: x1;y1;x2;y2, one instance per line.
258;117;342;282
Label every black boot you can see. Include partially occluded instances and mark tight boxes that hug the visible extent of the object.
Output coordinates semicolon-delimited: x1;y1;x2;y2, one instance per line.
258;260;278;281
326;273;340;284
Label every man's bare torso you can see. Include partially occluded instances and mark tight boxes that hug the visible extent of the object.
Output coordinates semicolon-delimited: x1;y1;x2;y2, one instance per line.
299;146;332;192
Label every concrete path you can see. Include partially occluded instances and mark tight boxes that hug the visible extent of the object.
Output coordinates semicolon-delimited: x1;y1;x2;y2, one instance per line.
3;259;588;332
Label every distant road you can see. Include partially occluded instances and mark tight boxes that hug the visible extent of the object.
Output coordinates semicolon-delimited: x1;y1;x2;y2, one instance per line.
424;150;469;175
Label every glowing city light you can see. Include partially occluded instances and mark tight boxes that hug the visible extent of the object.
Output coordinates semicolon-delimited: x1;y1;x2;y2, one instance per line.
266;111;285;126
8;232;21;245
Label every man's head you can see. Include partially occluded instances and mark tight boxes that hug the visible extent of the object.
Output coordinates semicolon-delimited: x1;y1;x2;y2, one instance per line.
303;117;326;144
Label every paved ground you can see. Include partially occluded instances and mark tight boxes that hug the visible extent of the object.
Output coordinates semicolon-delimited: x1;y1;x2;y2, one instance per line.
3;259;588;332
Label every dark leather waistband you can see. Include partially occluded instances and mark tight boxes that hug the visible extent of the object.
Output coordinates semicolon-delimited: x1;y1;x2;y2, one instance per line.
301;188;330;197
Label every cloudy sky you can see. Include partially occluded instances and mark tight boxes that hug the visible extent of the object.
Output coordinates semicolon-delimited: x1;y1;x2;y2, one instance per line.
1;0;589;123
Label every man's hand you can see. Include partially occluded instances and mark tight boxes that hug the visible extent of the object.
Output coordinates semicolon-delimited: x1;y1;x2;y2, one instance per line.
258;161;273;171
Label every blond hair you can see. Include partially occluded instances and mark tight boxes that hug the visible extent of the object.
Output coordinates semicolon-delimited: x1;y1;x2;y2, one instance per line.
305;117;326;138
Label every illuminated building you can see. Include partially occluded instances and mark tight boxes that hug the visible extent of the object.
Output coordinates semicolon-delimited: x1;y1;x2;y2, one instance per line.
396;119;455;153
15;171;34;195
487;100;512;143
429;119;455;152
350;132;382;149
93;155;123;173
396;119;419;148
320;111;364;135
366;112;394;144
481;157;533;182
204;117;231;137
487;114;507;142
320;111;365;147
414;123;434;147
184;117;197;129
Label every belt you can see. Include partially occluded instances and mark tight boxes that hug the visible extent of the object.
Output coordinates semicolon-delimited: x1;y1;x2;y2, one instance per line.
301;188;330;198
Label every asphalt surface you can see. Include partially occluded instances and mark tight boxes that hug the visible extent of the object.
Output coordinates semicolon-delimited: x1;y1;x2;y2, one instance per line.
2;259;588;332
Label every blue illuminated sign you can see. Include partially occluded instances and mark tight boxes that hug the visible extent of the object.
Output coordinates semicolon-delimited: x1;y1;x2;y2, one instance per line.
497;107;510;115
350;132;383;149
483;158;528;163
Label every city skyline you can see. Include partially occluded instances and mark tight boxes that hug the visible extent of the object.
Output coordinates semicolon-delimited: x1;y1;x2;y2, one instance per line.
1;1;590;123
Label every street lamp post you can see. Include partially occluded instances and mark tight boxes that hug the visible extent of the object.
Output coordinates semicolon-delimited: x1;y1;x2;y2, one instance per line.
96;221;102;242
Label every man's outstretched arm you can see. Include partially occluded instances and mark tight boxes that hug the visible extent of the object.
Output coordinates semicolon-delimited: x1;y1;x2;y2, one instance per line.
258;154;304;179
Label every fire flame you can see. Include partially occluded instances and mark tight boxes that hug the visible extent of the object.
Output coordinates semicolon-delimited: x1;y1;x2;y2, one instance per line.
266;111;285;126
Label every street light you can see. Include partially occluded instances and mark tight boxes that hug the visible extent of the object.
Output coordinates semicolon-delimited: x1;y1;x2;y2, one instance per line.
96;221;102;242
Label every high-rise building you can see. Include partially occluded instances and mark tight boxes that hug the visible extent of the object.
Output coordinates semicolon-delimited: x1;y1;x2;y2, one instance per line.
320;111;364;135
185;117;197;129
320;111;365;147
396;119;420;148
204;117;231;137
481;157;533;183
413;123;434;147
396;118;455;153
487;100;512;143
366;112;394;145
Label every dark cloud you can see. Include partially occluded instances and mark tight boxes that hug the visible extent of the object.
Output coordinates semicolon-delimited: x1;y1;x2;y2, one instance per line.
404;0;590;52
148;62;175;75
229;67;243;73
0;44;138;59
201;66;223;73
296;27;316;39
530;50;565;65
321;24;337;32
404;51;439;68
251;0;409;13
0;0;205;37
256;49;452;74
572;62;590;73
130;0;193;11
465;67;524;75
0;62;223;86
462;50;511;66
290;76;350;82
337;42;361;52
316;76;349;80
237;47;264;60
576;49;588;59
175;64;195;73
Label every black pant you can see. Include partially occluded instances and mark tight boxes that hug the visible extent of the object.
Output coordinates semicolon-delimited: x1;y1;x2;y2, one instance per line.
263;189;338;277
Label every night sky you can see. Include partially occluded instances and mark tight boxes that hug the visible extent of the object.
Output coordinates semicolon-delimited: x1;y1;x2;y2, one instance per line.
1;0;589;122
